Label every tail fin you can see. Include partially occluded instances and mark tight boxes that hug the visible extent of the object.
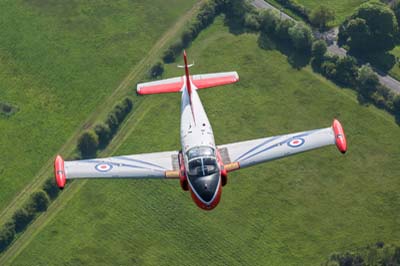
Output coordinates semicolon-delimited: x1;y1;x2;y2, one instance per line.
183;50;192;101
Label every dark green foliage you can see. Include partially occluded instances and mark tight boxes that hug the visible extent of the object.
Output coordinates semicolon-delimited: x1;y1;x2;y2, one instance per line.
12;207;36;233
392;1;400;31
276;19;296;41
288;22;313;51
244;13;260;31
275;0;310;21
106;113;119;134
311;40;327;63
77;131;99;158
94;123;111;149
259;9;279;34
335;56;358;86
28;191;50;213
356;65;380;99
42;178;59;200
309;5;335;29
338;2;398;53
148;62;164;78
123;97;133;112
325;243;400;266
162;48;176;63
0;222;15;253
0;102;18;117
113;104;126;123
394;94;400;114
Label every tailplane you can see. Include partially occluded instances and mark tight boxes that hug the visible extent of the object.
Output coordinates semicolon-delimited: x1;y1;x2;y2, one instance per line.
136;51;239;95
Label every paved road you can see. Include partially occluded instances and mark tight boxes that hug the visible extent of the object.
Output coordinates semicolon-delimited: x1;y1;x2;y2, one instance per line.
252;0;400;94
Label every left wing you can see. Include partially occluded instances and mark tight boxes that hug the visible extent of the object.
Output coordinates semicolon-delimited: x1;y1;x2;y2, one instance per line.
218;119;347;172
54;150;180;189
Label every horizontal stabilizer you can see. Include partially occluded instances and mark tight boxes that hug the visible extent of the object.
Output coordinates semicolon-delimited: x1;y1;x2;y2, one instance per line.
137;77;184;95
192;72;239;89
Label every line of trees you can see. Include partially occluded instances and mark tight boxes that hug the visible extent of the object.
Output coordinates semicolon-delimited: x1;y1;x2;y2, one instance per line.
324;242;400;266
78;97;133;158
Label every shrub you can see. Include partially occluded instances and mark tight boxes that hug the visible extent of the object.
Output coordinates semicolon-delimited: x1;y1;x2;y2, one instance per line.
244;13;260;30
259;9;280;34
288;22;313;51
113;103;126;123
0;222;15;252
275;0;310;21
148;62;164;78
394;94;400;115
335;56;358;86
94;123;111;148
122;97;133;113
42;178;59;200
77;130;99;158
106;113;119;134
162;48;176;63
275;19;295;41
12;207;35;233
311;40;327;63
28;190;50;213
356;65;379;99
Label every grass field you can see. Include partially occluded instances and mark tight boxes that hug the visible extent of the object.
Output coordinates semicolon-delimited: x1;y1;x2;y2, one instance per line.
297;0;371;25
5;16;400;266
0;0;197;214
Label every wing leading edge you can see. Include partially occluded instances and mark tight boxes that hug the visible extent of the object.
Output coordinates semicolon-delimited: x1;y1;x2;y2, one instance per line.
218;119;347;172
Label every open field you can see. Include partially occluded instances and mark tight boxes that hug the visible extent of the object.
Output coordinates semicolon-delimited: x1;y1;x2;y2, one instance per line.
0;0;197;214
4;16;400;266
267;0;371;25
296;0;371;24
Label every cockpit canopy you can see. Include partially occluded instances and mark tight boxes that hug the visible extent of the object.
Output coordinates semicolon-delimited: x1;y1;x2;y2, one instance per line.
186;146;219;178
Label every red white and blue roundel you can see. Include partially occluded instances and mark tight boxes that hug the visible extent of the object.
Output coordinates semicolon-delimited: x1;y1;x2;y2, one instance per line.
287;138;305;148
95;163;113;172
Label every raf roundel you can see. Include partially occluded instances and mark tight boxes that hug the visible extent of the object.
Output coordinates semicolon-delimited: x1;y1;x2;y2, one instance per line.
95;163;113;172
287;138;305;148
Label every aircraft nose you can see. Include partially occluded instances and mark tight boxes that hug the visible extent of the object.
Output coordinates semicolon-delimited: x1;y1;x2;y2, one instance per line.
191;172;220;203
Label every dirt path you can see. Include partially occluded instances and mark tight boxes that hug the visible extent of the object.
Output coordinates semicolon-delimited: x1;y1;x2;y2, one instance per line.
0;1;204;263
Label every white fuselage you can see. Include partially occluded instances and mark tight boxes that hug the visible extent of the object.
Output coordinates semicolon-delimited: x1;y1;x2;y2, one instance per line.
180;83;216;154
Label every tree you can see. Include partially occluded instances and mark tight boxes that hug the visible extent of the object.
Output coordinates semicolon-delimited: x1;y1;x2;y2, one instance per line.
393;94;400;115
12;207;35;233
29;191;50;212
148;62;164;78
310;6;335;29
106;113;119;134
357;65;379;99
0;222;15;252
275;19;295;41
259;9;279;34
392;1;400;31
335;56;358;86
94;123;111;148
42;178;59;200
311;40;327;62
77;131;99;158
288;22;313;51
339;2;398;53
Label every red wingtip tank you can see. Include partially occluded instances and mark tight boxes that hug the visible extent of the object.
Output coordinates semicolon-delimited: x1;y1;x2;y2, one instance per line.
54;155;66;189
332;119;347;154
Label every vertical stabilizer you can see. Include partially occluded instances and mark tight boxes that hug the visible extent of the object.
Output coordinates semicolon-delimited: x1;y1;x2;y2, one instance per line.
183;50;192;100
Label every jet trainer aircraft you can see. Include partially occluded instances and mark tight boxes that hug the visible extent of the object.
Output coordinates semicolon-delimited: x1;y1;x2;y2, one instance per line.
54;51;347;210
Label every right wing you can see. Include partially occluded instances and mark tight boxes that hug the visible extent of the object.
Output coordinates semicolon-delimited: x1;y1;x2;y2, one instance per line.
218;120;346;172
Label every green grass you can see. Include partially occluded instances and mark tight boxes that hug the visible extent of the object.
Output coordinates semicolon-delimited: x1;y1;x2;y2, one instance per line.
7;16;400;266
0;0;197;213
297;0;371;25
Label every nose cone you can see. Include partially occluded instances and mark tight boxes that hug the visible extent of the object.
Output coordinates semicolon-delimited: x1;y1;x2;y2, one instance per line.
189;172;220;203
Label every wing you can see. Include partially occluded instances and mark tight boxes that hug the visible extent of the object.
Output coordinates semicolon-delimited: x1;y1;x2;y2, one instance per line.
54;150;180;188
217;120;347;172
136;72;239;95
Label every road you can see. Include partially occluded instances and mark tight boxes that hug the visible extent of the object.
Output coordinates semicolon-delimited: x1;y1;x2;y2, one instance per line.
252;0;400;94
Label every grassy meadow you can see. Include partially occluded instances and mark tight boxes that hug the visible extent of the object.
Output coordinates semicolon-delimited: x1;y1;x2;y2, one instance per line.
6;16;400;266
0;0;197;213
